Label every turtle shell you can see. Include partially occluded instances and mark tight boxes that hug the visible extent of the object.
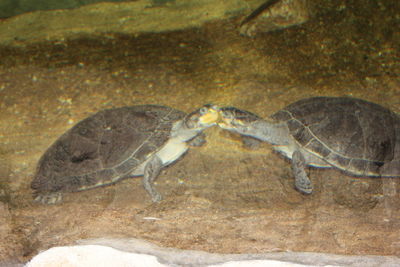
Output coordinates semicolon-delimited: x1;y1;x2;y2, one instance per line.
272;97;400;177
32;105;185;194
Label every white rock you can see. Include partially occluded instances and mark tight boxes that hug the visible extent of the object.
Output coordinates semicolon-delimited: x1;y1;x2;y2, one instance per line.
26;245;166;267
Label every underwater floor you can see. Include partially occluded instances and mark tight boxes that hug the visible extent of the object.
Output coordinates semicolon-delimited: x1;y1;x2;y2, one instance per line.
0;5;399;264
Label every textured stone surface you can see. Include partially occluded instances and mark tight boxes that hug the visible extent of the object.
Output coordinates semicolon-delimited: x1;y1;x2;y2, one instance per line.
239;0;309;36
26;238;400;266
0;0;247;46
0;0;130;18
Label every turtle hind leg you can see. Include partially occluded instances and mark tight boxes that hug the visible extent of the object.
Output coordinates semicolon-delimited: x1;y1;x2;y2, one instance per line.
143;156;163;202
34;192;63;204
291;150;313;194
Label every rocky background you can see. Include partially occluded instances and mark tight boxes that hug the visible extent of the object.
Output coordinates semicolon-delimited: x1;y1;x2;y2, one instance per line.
0;0;399;264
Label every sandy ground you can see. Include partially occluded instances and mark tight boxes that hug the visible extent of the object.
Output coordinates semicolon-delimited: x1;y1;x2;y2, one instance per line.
0;2;399;263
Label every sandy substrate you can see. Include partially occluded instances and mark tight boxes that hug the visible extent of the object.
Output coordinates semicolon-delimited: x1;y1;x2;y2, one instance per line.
0;0;399;264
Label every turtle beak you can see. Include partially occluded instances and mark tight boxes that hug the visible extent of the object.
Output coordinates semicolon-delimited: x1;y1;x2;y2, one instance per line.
198;105;220;125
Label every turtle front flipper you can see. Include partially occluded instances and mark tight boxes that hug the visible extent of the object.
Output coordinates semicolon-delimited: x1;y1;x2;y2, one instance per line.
143;155;163;202
291;150;313;194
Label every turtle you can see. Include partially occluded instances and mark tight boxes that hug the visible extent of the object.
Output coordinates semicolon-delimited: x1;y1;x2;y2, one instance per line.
218;96;400;194
32;104;219;204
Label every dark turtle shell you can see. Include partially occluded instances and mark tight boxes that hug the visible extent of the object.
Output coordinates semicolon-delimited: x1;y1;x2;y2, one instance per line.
32;105;185;194
272;97;400;177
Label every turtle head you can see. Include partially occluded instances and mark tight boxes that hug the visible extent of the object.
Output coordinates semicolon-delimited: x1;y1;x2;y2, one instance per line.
184;104;220;130
218;107;261;134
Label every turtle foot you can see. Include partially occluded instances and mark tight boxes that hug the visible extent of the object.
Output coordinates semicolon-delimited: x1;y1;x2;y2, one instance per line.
295;179;313;195
34;192;63;204
291;150;313;195
143;156;163;203
151;193;163;203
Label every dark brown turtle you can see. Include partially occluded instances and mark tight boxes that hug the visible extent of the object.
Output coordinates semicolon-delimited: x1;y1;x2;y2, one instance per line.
32;104;219;204
218;97;400;193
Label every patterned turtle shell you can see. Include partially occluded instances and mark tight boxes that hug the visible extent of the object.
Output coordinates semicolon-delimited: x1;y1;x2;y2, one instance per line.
272;97;400;177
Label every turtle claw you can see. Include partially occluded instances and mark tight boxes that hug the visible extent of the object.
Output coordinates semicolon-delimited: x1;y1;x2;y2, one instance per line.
295;179;313;195
34;192;63;205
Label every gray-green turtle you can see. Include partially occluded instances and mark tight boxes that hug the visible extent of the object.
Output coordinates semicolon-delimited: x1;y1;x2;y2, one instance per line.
32;104;219;204
218;97;400;194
